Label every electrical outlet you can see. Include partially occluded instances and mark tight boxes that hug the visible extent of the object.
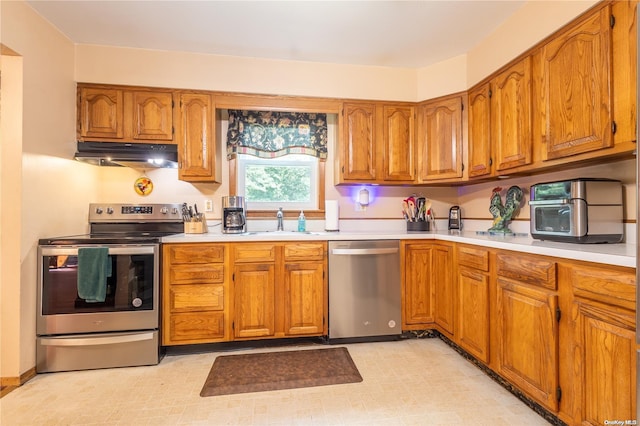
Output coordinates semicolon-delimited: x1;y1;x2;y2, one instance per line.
204;199;214;212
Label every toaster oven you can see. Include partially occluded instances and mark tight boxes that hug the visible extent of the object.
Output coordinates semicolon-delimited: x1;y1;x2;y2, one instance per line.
529;178;623;243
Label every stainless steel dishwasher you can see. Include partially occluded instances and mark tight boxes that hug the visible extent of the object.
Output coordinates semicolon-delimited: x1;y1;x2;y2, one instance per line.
328;240;401;341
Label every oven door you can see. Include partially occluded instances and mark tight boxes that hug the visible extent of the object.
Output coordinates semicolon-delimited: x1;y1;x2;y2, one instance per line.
37;244;159;335
529;199;586;238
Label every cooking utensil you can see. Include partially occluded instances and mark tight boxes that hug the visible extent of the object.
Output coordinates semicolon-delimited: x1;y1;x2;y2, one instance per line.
407;199;416;221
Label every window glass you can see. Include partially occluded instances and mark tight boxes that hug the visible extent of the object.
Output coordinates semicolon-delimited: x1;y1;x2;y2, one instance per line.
237;154;319;211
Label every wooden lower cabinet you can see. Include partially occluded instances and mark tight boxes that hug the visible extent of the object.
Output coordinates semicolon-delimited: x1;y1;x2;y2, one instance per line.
284;262;325;335
162;243;229;345
432;243;455;336
401;241;454;336
233;262;276;338
232;242;327;340
495;252;559;412
402;242;434;328
456;245;490;363
561;262;637;425
496;276;559;412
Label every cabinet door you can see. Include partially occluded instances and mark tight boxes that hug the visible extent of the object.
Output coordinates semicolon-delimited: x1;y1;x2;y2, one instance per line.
574;301;636;425
341;102;377;181
540;6;612;160
178;93;216;182
417;96;463;181
467;83;492;178
433;244;454;335
78;87;124;139
491;57;532;172
382;105;415;181
403;244;433;327
457;266;490;363
283;262;325;336
233;263;275;338
131;91;174;141
497;277;559;411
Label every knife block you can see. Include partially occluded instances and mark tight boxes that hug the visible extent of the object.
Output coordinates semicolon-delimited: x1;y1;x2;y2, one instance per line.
184;221;207;234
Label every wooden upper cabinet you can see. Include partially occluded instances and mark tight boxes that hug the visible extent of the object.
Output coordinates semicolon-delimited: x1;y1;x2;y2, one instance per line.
341;102;377;181
417;95;464;182
78;87;124;140
382;105;415;182
467;83;492;178
538;6;613;160
491;56;533;172
177;93;218;182
78;84;175;143
131;91;174;141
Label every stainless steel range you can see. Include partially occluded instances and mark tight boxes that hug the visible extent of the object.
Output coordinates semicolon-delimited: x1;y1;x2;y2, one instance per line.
36;203;183;373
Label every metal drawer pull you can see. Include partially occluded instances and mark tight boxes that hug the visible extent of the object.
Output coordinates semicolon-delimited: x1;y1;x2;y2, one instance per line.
40;332;154;347
331;248;399;256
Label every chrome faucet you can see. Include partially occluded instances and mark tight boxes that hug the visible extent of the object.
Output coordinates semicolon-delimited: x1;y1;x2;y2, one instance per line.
276;207;284;231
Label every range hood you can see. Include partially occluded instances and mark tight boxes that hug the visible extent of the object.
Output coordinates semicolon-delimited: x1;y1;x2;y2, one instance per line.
74;142;178;168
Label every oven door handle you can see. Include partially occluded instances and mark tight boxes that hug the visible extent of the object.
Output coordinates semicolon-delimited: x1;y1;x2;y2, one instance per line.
528;199;573;206
39;332;155;347
39;245;156;256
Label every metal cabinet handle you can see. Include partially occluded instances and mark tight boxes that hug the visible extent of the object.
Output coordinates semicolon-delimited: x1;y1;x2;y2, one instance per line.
40;332;154;347
331;248;399;256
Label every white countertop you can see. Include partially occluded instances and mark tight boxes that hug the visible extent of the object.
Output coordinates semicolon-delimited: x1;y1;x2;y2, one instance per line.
162;227;637;268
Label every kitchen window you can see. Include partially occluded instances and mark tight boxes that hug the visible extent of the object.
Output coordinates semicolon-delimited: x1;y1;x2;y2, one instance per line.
236;154;319;211
226;109;327;216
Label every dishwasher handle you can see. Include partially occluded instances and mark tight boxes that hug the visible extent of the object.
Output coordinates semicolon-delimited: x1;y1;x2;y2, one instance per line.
331;247;399;256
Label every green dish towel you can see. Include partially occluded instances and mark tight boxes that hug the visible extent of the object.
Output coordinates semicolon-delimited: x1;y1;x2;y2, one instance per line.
77;247;111;303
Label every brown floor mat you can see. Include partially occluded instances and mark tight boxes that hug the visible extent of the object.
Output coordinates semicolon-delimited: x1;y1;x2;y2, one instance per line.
200;347;363;397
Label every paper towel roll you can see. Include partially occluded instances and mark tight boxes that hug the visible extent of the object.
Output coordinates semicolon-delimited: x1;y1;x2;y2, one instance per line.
325;200;339;231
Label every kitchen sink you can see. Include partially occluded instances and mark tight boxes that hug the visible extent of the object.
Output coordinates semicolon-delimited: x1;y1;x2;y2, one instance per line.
242;230;325;236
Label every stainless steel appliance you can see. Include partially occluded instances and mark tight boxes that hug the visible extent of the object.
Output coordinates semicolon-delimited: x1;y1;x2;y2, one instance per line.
74;141;178;168
529;178;623;243
328;240;401;341
36;203;183;372
222;196;247;234
448;205;462;230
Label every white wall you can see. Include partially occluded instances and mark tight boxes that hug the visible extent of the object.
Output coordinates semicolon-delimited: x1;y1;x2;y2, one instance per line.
467;0;599;86
1;54;24;383
1;0;89;378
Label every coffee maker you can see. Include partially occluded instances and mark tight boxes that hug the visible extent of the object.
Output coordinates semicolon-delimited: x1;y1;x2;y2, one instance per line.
222;196;246;234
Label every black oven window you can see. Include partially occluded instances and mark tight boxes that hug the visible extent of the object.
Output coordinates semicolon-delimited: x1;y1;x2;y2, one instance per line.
41;254;154;315
535;206;571;233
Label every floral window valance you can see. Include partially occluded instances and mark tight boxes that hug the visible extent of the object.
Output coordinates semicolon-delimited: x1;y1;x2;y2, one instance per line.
226;110;328;160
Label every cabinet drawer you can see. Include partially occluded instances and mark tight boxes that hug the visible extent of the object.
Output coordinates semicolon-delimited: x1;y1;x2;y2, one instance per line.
284;242;326;261
497;252;556;290
168;264;224;284
167;312;225;343
457;245;489;271
168;284;224;313
166;244;225;264
233;243;277;263
569;264;636;311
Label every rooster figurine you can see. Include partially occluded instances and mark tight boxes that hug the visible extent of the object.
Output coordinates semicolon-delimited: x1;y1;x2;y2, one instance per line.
488;185;524;234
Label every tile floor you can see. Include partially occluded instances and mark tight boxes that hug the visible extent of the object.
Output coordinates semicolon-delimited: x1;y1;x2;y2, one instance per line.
1;338;550;425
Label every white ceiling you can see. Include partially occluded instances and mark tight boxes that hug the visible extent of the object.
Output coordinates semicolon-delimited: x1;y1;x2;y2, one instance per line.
26;0;526;69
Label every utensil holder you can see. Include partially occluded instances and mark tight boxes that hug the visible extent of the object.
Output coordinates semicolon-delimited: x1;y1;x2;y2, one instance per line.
184;221;207;234
407;221;430;232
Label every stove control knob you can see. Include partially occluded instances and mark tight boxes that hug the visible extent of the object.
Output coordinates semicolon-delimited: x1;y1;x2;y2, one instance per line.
95;207;103;214
106;207;114;215
172;207;179;215
160;207;169;214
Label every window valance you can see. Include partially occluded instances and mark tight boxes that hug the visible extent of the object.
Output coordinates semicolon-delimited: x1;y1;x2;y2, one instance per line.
226;110;327;160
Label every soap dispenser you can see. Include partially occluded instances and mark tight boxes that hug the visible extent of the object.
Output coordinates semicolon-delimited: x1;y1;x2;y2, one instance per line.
297;210;306;232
